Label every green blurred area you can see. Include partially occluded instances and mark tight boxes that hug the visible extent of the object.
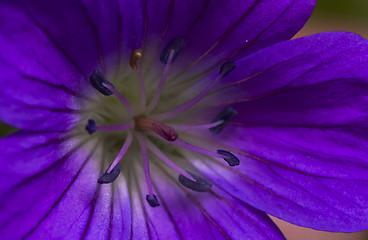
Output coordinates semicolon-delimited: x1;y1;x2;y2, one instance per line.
0;122;17;137
316;0;368;19
295;0;368;39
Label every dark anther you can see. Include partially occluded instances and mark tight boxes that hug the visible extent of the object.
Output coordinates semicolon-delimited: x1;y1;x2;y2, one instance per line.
160;38;186;64
210;107;237;134
178;171;213;192
146;194;160;207
97;164;121;184
85;119;96;135
89;70;114;96
217;149;240;166
219;61;236;77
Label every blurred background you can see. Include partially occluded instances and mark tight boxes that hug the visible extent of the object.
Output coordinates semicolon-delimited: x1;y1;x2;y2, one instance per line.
296;0;368;39
1;0;368;239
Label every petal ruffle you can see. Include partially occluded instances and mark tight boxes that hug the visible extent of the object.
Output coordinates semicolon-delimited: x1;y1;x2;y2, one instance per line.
197;32;368;232
0;132;131;239
128;160;285;240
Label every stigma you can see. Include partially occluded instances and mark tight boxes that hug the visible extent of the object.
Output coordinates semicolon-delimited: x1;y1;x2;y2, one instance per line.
135;117;178;141
83;38;240;207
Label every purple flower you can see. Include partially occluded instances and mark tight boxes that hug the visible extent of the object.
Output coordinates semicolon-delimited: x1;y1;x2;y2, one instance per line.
1;0;368;239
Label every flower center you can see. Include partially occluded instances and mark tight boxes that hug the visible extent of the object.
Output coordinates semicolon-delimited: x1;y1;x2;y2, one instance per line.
81;38;239;207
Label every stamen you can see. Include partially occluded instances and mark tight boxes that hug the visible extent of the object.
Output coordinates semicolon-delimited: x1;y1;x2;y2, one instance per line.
136;133;158;205
219;61;236;76
170;138;240;166
90;70;113;96
85;119;96;135
130;49;147;114
146;194;160;207
153;61;237;121
146;140;195;181
85;120;134;134
145;49;175;113
168;120;224;131
98;164;121;184
210;107;237;134
178;171;213;192
135;117;178;141
160;38;186;64
96;121;135;132
102;82;134;116
217;149;240;166
90;70;134;116
137;64;147;114
106;131;134;173
129;49;143;70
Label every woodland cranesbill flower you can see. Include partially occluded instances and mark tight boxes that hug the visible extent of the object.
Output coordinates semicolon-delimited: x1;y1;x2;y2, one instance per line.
1;0;368;239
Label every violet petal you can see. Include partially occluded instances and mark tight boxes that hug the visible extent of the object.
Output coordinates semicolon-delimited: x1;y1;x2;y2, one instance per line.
128;161;285;239
190;33;368;232
0;131;132;239
143;0;315;81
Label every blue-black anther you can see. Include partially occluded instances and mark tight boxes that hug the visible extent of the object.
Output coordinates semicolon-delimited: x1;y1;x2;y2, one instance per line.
89;70;114;96
160;38;186;64
219;61;236;76
178;171;213;192
97;164;121;184
146;194;160;207
210;107;237;134
85;119;96;135
217;149;240;166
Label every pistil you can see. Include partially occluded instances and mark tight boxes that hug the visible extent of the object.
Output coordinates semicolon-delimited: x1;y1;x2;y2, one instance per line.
135;117;178;141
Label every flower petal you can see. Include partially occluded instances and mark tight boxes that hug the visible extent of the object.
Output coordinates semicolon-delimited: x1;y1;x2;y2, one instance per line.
0;2;84;129
210;32;368;103
23;0;144;76
128;160;285;239
0;132;131;239
0;60;82;130
0;0;143;129
142;0;315;78
196;32;368;232
193;146;368;232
